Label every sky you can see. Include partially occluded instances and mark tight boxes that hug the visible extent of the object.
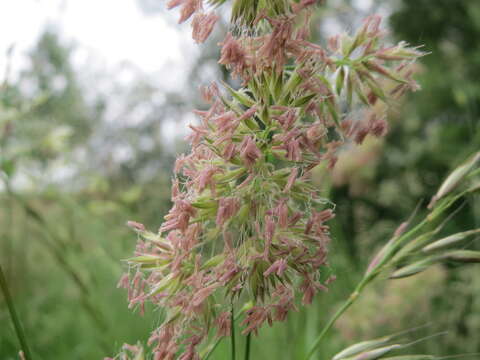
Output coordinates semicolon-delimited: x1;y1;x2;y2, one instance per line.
0;0;195;81
0;0;376;83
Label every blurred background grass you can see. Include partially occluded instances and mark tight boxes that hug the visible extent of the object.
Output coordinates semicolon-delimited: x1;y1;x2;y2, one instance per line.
1;0;479;359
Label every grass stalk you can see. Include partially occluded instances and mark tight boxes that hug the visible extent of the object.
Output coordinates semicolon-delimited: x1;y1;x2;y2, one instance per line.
231;305;236;360
203;311;243;360
244;333;251;360
304;278;369;360
0;263;33;360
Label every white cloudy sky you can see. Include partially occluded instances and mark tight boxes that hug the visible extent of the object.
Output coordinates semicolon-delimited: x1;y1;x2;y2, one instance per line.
0;0;376;82
0;0;196;81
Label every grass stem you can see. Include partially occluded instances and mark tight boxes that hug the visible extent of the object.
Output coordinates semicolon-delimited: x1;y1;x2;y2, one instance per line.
304;278;368;360
0;263;33;360
231;305;236;360
203;311;243;360
244;333;251;360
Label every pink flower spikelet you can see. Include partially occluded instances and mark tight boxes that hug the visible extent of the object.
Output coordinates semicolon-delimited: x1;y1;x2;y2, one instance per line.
116;4;425;359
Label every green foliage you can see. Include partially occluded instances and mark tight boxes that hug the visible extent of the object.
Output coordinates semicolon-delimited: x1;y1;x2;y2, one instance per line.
0;27;174;360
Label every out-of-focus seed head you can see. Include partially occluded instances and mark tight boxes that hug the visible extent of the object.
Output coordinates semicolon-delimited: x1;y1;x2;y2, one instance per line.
428;152;480;209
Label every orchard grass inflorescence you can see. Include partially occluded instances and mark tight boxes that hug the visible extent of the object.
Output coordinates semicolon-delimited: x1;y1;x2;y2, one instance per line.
112;0;427;359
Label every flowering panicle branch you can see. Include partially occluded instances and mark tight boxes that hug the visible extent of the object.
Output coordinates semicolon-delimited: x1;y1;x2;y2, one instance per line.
113;1;426;359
